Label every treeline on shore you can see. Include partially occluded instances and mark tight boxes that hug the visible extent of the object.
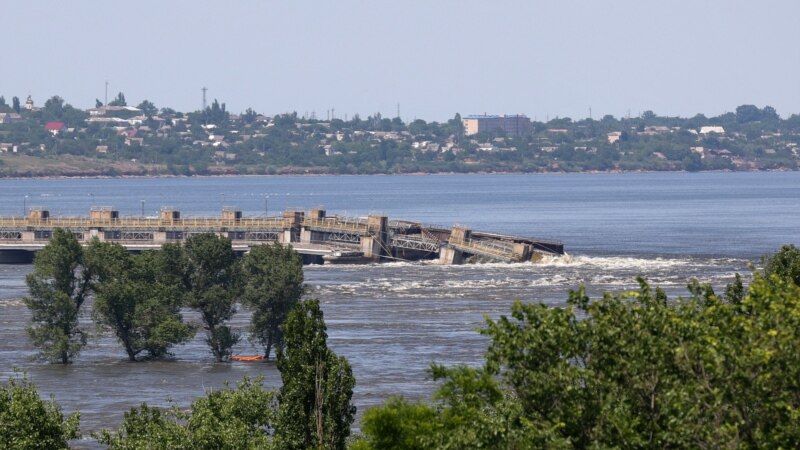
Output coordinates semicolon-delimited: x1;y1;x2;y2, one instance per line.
2;94;800;176
4;240;800;448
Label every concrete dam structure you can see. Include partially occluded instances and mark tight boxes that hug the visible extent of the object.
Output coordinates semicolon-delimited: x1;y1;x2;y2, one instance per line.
0;207;564;264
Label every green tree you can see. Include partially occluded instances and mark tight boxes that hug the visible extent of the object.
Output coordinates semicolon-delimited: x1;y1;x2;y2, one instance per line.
448;112;464;138
109;92;127;107
242;243;305;359
762;243;800;286
89;243;195;361
242;107;258;124
43;96;65;121
353;398;437;450
203;99;230;126
736;104;762;123
182;233;241;362
358;267;800;448
274;299;356;450
12;95;20;113
137;100;158;118
95;98;103;108
0;373;80;449
97;377;275;450
24;228;94;364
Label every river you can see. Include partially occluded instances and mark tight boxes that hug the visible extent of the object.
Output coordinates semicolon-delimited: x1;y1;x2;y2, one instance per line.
0;172;798;444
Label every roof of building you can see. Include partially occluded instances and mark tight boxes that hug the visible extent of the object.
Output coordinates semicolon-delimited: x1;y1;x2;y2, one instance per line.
464;115;500;119
463;114;529;119
44;121;65;130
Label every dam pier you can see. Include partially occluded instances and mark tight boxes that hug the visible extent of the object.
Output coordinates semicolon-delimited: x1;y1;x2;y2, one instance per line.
0;207;564;264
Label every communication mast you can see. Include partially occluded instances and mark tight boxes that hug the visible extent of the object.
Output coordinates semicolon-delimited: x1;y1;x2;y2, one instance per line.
202;87;208;110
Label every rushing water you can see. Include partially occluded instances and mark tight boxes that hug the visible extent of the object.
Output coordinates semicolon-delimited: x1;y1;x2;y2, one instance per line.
0;172;798;443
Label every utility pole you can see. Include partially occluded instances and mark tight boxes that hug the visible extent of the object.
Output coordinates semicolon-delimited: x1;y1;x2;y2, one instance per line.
104;81;108;106
397;102;400;119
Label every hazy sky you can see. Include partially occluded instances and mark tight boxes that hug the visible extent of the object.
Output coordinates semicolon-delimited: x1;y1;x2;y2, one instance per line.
5;1;799;121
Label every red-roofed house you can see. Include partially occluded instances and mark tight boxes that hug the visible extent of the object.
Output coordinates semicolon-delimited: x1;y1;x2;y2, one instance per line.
44;121;66;135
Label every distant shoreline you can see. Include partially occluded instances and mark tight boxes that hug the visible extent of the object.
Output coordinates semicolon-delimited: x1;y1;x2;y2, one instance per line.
0;166;798;181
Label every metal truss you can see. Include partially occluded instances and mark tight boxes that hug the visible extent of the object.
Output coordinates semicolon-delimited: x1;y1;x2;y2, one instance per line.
449;239;520;263
246;232;280;241
0;231;21;240
322;231;362;244
122;231;154;241
390;235;440;252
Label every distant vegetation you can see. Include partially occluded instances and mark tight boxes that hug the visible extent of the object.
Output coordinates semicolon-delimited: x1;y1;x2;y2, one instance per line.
7;241;800;447
1;93;799;176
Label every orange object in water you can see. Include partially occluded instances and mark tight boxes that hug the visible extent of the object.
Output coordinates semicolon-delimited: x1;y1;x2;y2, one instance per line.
229;355;266;362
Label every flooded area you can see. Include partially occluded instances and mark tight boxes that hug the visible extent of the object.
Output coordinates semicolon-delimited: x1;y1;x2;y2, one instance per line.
0;254;749;436
0;171;797;445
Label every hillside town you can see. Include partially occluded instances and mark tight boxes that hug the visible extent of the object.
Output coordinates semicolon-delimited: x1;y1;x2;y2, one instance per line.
0;94;798;176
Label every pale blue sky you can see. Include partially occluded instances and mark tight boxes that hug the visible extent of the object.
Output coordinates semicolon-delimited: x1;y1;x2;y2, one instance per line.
4;1;799;121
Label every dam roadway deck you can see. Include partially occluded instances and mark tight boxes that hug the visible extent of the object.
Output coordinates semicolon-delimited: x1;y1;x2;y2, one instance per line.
0;207;564;264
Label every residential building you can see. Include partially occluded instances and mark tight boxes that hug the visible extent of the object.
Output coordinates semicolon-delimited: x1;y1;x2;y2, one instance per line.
44;121;65;135
700;126;725;135
463;114;531;136
0;113;22;124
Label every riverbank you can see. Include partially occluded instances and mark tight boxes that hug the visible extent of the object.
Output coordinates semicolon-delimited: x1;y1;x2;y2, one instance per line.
0;153;795;180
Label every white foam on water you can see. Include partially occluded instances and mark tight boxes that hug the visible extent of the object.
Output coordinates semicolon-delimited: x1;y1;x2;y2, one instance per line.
537;253;706;271
0;298;24;308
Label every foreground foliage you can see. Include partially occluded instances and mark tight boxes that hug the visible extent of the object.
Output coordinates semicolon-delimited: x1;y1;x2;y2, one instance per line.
98;299;356;449
762;243;800;286
96;377;275;450
0;373;79;449
274;299;357;450
357;274;800;449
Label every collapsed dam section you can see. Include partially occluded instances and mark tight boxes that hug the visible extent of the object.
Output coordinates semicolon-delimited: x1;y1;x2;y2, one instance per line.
0;207;564;264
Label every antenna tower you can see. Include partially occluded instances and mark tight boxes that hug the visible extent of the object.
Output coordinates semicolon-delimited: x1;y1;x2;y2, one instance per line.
202;87;208;110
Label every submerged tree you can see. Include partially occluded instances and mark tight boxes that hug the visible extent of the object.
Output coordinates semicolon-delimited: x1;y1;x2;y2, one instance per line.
98;300;356;448
24;228;94;364
89;242;195;361
274;299;356;450
182;233;241;362
0;373;80;449
242;243;305;359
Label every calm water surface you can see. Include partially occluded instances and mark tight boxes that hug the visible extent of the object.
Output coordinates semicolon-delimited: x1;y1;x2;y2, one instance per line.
0;172;798;444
